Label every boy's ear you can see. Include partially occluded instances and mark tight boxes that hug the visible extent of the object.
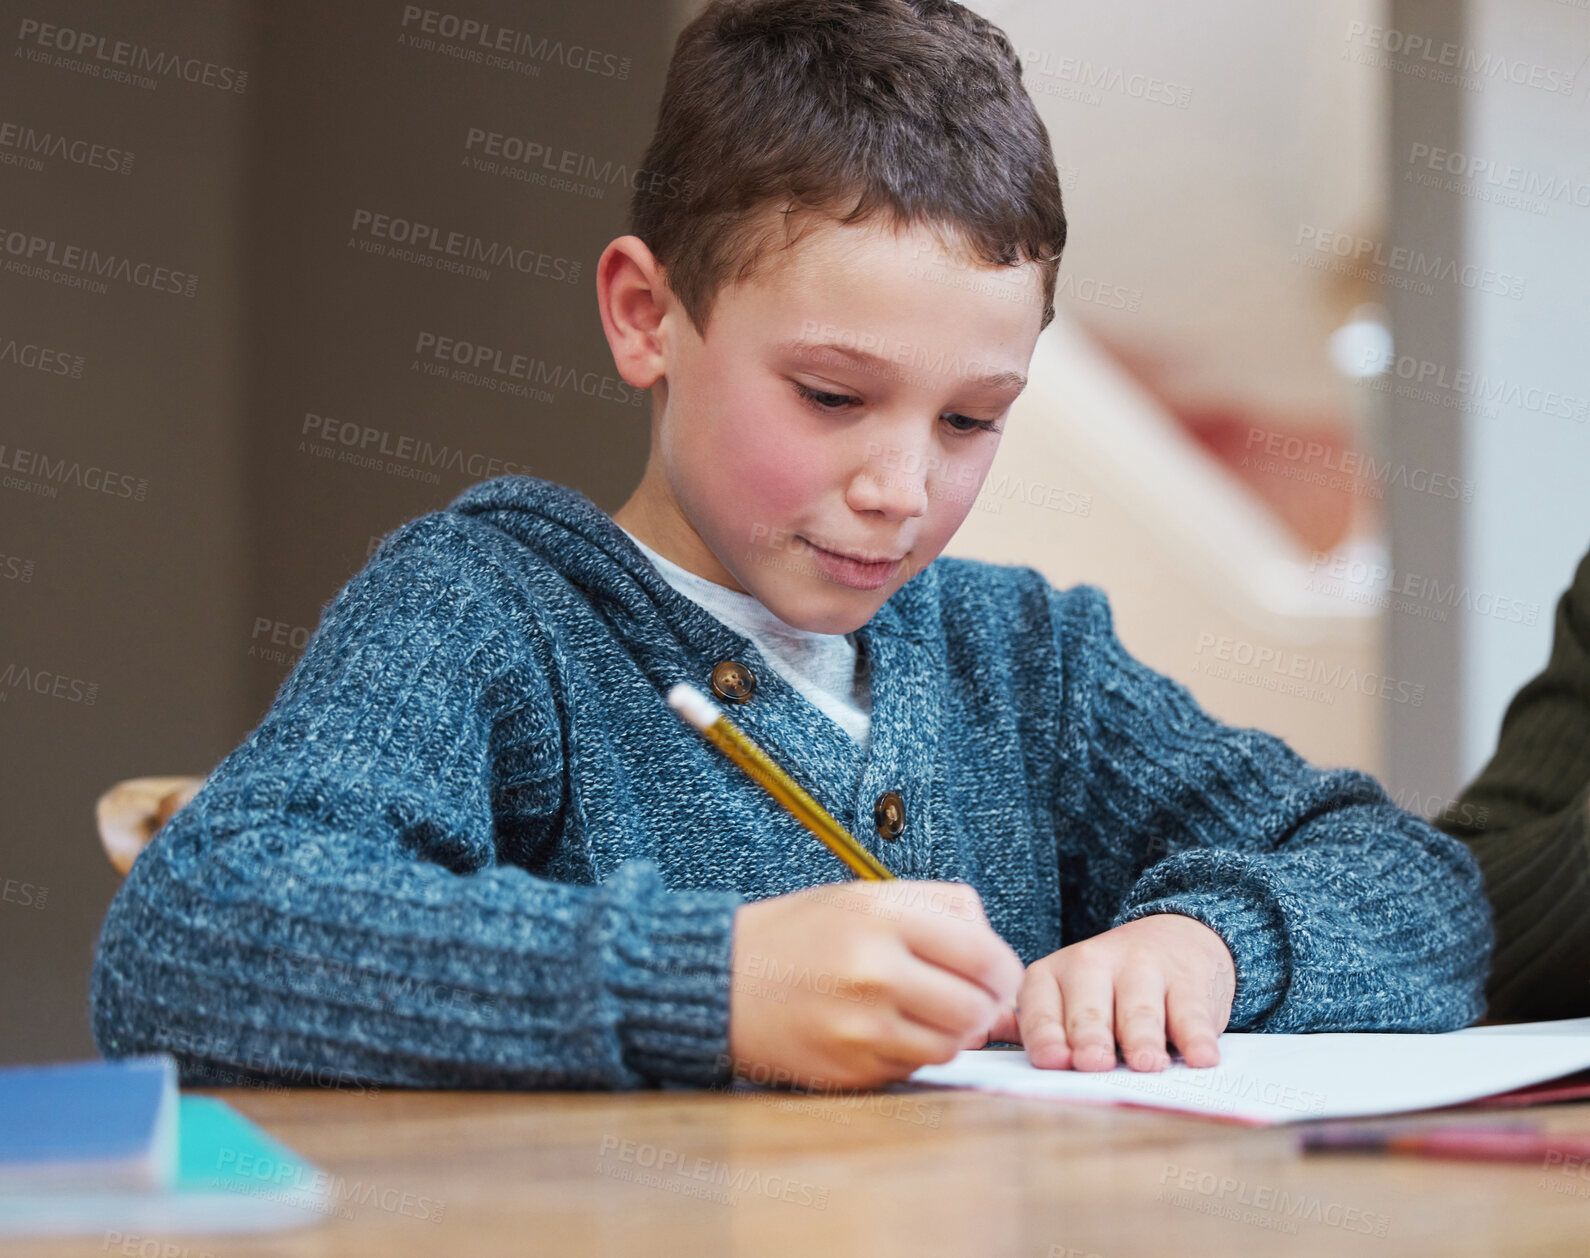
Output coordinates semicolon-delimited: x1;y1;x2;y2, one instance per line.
596;235;669;391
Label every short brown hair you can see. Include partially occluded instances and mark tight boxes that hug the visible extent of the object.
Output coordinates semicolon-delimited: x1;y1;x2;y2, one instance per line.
629;0;1067;337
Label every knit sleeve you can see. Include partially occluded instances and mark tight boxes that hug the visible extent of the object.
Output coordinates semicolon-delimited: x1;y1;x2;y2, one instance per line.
89;515;742;1091
1046;583;1492;1033
1436;547;1590;1020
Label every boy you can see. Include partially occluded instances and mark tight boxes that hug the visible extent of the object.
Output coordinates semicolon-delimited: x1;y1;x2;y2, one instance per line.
90;0;1490;1093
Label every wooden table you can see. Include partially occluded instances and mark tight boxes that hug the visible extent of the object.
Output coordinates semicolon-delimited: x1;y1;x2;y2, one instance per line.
7;1080;1590;1256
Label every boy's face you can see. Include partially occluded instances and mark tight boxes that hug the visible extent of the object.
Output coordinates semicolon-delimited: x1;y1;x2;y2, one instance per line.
602;210;1045;636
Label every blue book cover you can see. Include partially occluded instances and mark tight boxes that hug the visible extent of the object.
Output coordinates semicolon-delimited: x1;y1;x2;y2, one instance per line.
0;1056;177;1191
0;1056;332;1236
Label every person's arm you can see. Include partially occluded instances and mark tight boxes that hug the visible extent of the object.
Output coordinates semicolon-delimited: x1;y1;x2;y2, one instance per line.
1046;583;1492;1035
1436;547;1590;1020
90;515;742;1090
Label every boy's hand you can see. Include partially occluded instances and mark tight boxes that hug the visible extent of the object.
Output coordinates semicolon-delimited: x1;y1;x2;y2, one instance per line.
727;880;1024;1091
973;914;1236;1072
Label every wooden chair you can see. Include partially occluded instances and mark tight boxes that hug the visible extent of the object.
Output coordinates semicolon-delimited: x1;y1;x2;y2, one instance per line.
96;776;204;875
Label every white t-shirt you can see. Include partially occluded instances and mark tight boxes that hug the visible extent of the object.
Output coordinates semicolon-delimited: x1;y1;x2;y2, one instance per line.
617;525;873;753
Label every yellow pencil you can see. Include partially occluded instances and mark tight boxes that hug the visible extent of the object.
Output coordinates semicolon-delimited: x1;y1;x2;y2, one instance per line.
667;682;896;880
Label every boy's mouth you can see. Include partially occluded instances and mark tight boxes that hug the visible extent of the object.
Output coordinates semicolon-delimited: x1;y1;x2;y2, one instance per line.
797;537;905;590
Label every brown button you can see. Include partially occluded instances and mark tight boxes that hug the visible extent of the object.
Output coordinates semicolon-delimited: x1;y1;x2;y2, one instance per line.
874;790;906;839
709;660;757;703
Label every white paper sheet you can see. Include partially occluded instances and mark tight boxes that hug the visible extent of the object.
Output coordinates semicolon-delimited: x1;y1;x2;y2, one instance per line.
906;1019;1590;1125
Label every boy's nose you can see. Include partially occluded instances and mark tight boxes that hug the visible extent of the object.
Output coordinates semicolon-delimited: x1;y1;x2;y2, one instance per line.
861;471;929;520
854;453;931;519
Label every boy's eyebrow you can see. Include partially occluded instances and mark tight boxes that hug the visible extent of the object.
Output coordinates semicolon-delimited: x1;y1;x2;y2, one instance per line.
776;339;1027;393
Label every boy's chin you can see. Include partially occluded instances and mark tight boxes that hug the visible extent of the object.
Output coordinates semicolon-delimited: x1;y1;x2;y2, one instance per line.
758;582;883;636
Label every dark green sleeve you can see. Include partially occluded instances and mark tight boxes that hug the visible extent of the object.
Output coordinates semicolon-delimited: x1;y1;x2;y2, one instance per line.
1436;547;1590;1020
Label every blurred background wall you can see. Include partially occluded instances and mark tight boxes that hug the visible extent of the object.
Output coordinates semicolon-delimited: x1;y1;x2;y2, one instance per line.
2;0;1587;1064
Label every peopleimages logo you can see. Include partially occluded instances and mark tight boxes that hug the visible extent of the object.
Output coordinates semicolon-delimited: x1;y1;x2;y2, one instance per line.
0;223;198;297
397;7;631;79
1294;224;1525;300
1242;427;1474;502
595;1137;830;1210
14;18;249;92
1307;552;1541;627
1193;632;1426;707
1354;346;1589;424
1344;21;1576;96
1406;142;1590;214
461;128;692;200
0;334;84;379
1018;47;1193;109
0;442;148;501
412;331;646;406
297;411;532;484
0;550;37;583
348;208;580;284
1158;1163;1390;1237
0;662;99;706
0;119;134;175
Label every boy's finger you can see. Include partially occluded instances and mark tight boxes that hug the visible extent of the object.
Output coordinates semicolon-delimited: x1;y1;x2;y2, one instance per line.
878;879;987;926
1165;976;1223;1068
899;911;1024;1006
980;997;1021;1046
1016;969;1070;1069
889;960;1001;1039
936;882;990;926
1112;969;1171;1072
872;1012;967;1071
1060;967;1117;1072
956;1022;991;1051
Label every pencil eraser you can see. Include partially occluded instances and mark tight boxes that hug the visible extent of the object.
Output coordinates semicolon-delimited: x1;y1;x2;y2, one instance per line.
667;682;721;731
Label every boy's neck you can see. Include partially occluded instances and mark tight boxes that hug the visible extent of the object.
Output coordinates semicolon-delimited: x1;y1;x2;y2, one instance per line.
610;479;750;595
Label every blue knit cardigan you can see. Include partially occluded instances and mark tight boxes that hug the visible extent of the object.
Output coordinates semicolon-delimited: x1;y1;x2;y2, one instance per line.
89;474;1492;1090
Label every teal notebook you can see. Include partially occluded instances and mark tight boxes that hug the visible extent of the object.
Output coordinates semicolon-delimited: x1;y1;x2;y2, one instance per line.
0;1092;334;1235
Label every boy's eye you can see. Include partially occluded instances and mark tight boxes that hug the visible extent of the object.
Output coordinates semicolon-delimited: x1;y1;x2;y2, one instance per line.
792;382;1002;434
944;412;1003;435
793;382;855;410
